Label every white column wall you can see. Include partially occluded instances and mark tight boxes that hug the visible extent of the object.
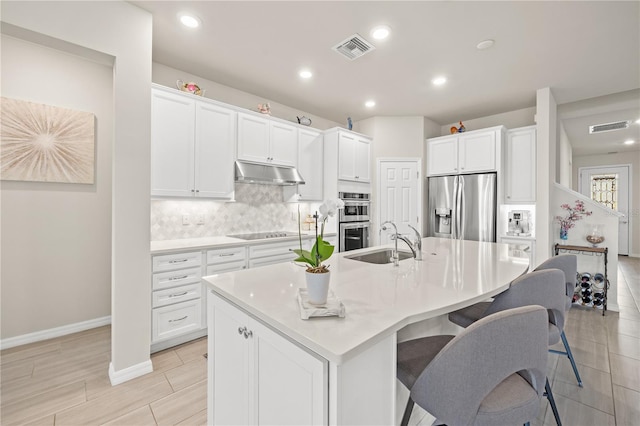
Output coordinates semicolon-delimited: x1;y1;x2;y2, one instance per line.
2;0;153;382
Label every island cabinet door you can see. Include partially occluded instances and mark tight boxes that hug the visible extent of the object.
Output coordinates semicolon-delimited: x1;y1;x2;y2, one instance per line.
210;294;250;425
250;318;328;426
209;292;328;425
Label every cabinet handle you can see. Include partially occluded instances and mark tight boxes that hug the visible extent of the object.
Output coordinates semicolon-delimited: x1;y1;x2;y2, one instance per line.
169;291;188;298
454;168;458;171
461;167;465;170
191;189;195;193
507;195;511;199
238;326;247;335
169;259;188;264
243;329;253;339
169;275;188;281
169;316;188;323
195;189;200;193
219;253;235;257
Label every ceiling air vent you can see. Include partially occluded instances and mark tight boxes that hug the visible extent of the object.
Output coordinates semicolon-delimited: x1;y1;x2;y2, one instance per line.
332;34;376;60
589;120;630;134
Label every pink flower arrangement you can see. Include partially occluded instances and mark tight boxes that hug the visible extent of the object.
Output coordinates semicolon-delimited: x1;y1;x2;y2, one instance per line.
556;200;592;231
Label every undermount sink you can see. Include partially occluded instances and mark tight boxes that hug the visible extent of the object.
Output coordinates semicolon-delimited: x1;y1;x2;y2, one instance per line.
345;248;414;264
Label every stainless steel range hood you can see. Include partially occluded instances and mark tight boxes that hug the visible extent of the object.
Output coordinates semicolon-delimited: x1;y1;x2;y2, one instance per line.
234;161;305;186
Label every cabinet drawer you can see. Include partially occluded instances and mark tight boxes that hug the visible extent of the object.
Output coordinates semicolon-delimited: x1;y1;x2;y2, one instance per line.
207;246;246;265
153;283;201;308
153;251;202;272
153;266;201;290
249;241;299;259
207;260;247;275
152;299;202;342
249;252;297;269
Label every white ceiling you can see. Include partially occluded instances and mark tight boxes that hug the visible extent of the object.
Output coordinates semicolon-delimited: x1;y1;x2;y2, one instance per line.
130;1;640;156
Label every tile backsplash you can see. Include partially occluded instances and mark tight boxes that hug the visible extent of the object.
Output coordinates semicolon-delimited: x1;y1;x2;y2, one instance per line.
151;183;321;240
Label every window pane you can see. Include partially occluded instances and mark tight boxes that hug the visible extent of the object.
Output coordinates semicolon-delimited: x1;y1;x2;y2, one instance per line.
590;174;617;210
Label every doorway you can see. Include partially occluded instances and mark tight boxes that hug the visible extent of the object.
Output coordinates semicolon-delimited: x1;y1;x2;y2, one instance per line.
578;165;631;255
377;159;421;244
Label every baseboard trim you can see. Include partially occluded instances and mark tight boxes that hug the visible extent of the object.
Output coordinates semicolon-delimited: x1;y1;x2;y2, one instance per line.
0;316;111;350
109;359;153;386
607;303;620;313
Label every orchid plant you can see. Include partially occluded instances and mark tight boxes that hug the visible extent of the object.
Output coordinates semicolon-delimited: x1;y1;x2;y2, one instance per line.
293;199;345;273
556;199;592;231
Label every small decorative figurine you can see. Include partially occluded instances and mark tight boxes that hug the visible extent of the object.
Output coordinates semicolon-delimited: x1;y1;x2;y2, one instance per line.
347;117;353;130
257;102;271;115
450;126;458;134
176;80;204;96
297;116;312;126
457;121;466;133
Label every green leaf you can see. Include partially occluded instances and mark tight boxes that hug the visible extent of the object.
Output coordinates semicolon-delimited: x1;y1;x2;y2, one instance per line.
291;248;317;267
311;239;334;263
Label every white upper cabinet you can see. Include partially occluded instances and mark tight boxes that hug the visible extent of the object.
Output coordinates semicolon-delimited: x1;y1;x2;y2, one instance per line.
426;127;502;176
505;126;536;203
151;86;235;199
297;128;323;200
237;112;298;167
337;131;371;182
426;137;458;176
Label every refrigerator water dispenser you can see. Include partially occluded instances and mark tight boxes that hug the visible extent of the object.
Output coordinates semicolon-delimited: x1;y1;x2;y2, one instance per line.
435;208;452;235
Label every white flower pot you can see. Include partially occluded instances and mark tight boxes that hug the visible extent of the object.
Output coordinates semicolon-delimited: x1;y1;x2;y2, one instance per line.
305;270;330;305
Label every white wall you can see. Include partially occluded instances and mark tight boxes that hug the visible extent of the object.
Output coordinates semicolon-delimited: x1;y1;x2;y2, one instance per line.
440;106;536;136
1;35;113;339
2;0;153;383
535;88;558;266
573;152;640;257
153;62;342;130
558;122;573;188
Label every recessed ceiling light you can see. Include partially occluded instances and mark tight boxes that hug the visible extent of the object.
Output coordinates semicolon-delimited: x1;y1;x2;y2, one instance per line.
179;14;201;28
299;70;313;79
624;139;635;145
432;76;447;86
476;39;495;50
636;118;640;124
370;25;391;40
365;100;376;108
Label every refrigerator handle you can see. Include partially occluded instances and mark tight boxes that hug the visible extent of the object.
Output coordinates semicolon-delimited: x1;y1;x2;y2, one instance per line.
458;175;465;240
452;176;459;239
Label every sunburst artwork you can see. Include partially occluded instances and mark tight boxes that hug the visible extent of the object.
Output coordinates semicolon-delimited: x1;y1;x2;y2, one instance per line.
1;97;95;184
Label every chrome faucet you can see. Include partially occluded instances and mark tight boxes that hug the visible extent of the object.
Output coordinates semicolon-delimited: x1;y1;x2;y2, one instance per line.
381;221;423;264
380;221;400;266
407;225;423;261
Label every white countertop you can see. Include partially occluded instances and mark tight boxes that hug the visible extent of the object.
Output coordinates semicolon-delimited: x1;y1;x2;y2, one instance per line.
203;237;529;364
150;232;332;254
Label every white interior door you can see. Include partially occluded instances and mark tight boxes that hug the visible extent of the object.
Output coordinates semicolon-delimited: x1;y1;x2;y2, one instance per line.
378;160;420;245
578;165;630;255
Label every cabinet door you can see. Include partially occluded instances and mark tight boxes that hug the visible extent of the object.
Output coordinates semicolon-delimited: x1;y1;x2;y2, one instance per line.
354;137;371;182
269;121;298;167
211;294;251;425
338;132;357;180
194;103;236;198
250;318;327;425
297;129;323;200
505;127;536;203
458;130;496;173
151;90;195;196
237;113;270;163
426;137;458;176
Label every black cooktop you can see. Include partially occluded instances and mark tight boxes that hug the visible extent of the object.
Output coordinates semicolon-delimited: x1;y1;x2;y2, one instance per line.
227;231;296;241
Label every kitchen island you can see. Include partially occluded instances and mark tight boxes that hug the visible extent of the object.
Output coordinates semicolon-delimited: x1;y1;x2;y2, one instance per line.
203;237;529;425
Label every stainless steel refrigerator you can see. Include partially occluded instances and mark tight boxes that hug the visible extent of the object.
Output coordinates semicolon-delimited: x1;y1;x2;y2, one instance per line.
427;173;497;242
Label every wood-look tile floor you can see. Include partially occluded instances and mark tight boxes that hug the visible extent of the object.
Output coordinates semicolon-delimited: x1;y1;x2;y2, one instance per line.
1;256;638;425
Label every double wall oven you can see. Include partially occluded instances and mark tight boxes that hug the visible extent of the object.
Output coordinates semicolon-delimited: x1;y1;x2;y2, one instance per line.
338;192;371;252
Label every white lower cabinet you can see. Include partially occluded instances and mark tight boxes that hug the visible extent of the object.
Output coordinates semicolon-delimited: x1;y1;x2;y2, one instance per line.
207;246;247;274
249;239;304;268
500;236;536;270
151;251;206;351
209;292;327;425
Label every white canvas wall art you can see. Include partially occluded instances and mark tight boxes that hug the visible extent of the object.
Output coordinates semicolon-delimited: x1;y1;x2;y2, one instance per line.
1;97;95;183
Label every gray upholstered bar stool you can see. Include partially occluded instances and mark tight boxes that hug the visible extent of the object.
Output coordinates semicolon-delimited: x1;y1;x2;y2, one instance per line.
533;254;583;387
448;269;567;426
397;306;550;426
